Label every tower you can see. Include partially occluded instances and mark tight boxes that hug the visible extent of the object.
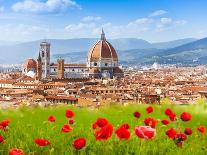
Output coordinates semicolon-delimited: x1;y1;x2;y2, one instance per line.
36;52;42;80
39;41;50;78
57;58;65;79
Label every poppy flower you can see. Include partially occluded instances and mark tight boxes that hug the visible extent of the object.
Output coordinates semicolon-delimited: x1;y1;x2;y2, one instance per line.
34;138;51;147
134;126;156;139
0;119;11;130
73;138;86;150
92;123;98;129
69;119;74;125
161;119;170;125
169;113;176;121
197;125;206;134
184;128;192;135
94;118;108;128
174;133;187;141
9;148;24;155
0;135;4;143
146;106;153;114
65;109;75;118
120;123;130;130
115;124;130;140
165;108;174;116
61;124;73;133
48;115;56;122
133;111;141;118
166;128;177;139
174;133;187;147
95;124;113;140
144;117;157;128
180;112;192;122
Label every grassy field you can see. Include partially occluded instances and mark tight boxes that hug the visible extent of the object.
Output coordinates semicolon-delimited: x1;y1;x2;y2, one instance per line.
0;103;207;155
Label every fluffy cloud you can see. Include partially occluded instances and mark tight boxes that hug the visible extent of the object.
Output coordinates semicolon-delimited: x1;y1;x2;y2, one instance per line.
0;24;49;40
156;18;186;32
160;18;172;25
12;0;80;13
64;17;153;38
81;16;102;22
149;10;167;17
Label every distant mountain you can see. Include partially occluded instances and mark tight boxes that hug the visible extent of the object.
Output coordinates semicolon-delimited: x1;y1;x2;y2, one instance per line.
0;37;207;65
0;40;20;46
153;37;207;64
152;38;197;49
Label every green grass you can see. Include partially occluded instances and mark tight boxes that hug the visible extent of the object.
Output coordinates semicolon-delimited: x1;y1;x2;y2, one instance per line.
0;104;207;155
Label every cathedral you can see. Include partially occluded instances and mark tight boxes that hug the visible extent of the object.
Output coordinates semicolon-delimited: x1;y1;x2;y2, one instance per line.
23;30;123;80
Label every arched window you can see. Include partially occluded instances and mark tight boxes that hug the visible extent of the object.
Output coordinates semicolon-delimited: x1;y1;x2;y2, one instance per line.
105;63;108;66
42;51;44;57
94;62;97;66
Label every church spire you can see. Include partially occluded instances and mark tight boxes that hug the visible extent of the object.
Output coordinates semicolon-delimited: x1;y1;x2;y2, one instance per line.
100;28;106;41
37;51;41;61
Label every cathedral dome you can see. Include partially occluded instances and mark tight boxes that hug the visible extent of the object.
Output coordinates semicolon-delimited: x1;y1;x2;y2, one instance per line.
23;58;37;69
88;29;118;62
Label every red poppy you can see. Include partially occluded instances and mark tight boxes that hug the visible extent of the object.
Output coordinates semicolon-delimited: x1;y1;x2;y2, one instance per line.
69;119;74;125
197;125;206;134
0;119;11;130
73;138;86;150
92;123;97;129
9;148;24;155
134;126;156;139
120;123;130;130
174;133;187;147
146;106;153;114
0;135;4;143
34;138;51;147
166;128;177;139
48;115;56;122
144;117;157;128
133;111;141;118
94;118;108;128
165;108;174;116
174;133;187;141
169;113;176;121
95;124;113;140
161;119;170;125
65;109;75;118
184;128;192;135
115;124;130;140
180;112;192;122
61;124;73;133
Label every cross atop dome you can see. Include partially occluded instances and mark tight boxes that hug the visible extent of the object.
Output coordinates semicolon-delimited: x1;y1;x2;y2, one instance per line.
100;28;106;41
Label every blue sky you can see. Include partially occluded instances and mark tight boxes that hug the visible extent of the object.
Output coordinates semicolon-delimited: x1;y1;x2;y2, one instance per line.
0;0;207;42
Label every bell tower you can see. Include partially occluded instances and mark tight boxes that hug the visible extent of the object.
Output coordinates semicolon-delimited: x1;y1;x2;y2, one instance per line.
36;52;42;81
39;41;50;78
57;58;65;79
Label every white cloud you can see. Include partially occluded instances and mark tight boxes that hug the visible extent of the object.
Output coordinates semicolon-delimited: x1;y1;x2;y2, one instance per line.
0;24;49;41
160;18;172;25
156;18;187;32
0;6;4;12
64;17;153;38
149;10;167;17
81;16;102;22
134;18;153;24
12;0;80;14
175;20;187;26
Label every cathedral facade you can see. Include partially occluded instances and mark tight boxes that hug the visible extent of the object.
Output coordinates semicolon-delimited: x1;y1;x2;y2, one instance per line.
23;30;123;80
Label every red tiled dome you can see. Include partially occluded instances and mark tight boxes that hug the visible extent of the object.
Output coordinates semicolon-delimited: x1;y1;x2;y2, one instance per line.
24;58;37;69
88;30;118;62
